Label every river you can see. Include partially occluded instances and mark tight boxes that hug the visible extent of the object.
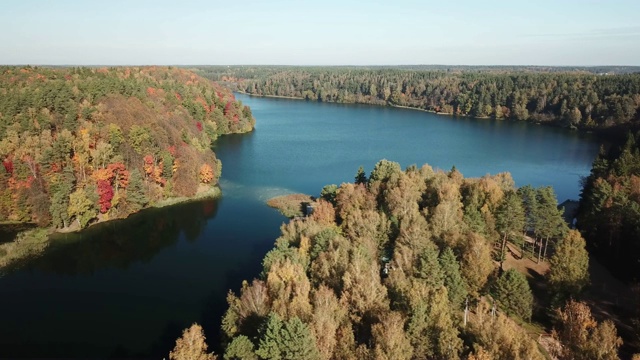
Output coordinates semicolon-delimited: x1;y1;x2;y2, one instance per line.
0;94;600;358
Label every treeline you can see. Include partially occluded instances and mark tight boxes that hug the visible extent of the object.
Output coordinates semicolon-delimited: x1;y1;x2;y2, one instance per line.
169;160;623;360
579;130;640;280
196;66;640;131
0;66;254;230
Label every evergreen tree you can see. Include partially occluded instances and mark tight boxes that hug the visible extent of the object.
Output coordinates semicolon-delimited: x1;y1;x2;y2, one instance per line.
415;241;444;288
49;167;75;228
492;269;533;320
354;166;367;185
495;191;525;266
319;184;338;206
256;313;320;360
439;247;467;308
534;186;567;262
224;335;257;360
126;169;148;212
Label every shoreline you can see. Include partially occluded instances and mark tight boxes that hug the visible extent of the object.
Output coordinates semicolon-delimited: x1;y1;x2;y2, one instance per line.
56;185;221;234
235;90;606;135
0;185;222;271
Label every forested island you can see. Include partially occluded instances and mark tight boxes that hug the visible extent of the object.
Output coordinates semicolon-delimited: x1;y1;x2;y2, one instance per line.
171;160;630;359
195;66;640;132
0;66;254;264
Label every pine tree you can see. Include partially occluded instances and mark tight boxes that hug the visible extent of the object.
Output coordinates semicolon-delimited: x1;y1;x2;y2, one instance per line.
415;241;444;288
354;166;367;185
495;191;525;266
492;269;533;320
535;186;567;262
439;247;467;308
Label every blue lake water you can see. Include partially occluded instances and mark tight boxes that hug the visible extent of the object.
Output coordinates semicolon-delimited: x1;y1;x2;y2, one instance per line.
0;93;600;358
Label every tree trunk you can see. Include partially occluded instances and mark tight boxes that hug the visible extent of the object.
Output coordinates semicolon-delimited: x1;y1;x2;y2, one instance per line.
500;232;508;269
537;238;543;263
543;236;550;260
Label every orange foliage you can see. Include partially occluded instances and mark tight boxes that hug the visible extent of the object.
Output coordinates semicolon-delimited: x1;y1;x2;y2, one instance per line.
143;155;166;186
195;97;210;114
199;164;214;184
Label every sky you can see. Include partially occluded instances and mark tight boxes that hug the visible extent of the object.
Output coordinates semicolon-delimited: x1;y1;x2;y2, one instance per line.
0;0;639;66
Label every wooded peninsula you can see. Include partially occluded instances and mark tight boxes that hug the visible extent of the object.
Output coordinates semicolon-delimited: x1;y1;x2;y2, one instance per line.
0;66;255;263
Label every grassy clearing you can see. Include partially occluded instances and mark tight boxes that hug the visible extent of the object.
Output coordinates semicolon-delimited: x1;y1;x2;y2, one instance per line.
153;185;221;208
266;193;314;218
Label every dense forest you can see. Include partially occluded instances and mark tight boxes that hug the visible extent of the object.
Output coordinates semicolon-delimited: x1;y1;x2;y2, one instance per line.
579;130;640;280
195;66;640;131
170;161;624;360
0;66;254;230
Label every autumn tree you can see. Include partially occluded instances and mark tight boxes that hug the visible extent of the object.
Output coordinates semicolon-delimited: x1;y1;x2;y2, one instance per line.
371;311;413;360
170;323;216;360
67;187;97;228
552;300;621;360
200;163;214;184
548;230;590;303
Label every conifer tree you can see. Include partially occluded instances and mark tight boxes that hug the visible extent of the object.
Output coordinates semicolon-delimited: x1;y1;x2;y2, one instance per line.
439;247;467;308
256;313;320;360
224;335;256;360
495;191;525;266
126;169;148;212
354;166;367;185
492;269;533;320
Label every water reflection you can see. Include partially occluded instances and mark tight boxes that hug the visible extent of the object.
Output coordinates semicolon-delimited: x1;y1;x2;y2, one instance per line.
20;199;218;275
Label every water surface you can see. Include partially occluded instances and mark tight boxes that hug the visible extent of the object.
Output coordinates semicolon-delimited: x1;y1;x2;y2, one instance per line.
0;94;600;358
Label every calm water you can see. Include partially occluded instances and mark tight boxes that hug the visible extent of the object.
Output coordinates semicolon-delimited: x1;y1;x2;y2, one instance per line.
0;94;599;358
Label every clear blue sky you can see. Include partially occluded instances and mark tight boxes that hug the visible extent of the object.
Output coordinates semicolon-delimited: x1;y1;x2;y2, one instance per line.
1;0;639;66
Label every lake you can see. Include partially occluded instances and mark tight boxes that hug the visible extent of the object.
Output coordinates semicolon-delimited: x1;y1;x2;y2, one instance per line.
0;94;600;358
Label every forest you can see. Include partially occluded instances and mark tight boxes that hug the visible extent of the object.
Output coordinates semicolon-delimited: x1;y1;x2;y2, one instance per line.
0;66;254;231
195;66;640;131
578;130;640;280
170;160;626;360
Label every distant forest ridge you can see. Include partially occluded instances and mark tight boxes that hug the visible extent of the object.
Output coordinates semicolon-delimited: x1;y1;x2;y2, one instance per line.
191;65;640;75
194;65;640;132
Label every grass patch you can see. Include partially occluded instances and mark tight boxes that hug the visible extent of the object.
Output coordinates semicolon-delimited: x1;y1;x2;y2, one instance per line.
267;193;314;218
153;185;221;208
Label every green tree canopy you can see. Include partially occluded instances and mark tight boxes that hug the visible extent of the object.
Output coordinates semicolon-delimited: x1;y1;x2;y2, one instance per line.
492;269;534;320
